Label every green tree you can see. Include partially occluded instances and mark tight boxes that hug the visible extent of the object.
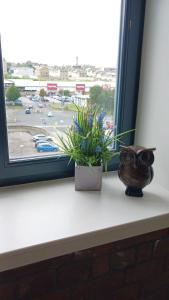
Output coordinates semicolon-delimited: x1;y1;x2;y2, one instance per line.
63;90;70;97
59;89;64;96
39;88;46;100
89;85;115;114
6;85;20;101
25;60;33;68
59;89;70;97
97;89;115;113
89;85;102;104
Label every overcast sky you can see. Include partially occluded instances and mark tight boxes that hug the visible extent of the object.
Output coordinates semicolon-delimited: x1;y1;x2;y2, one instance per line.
0;0;121;67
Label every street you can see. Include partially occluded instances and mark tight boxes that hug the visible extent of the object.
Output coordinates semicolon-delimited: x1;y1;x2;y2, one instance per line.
6;98;76;129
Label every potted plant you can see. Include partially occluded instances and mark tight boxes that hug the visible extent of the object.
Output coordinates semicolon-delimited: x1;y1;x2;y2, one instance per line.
58;105;132;191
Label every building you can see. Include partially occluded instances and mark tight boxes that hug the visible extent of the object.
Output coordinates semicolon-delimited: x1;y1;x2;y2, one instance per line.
4;79;14;89
49;68;60;79
35;66;49;80
9;67;34;78
73;94;89;107
60;68;68;80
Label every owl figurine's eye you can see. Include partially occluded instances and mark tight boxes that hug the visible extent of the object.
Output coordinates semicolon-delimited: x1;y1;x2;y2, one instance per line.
138;151;154;166
120;151;135;164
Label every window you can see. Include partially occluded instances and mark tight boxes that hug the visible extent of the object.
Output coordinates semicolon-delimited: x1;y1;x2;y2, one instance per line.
0;0;146;186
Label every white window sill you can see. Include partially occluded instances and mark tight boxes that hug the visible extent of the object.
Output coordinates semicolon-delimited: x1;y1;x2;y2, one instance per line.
1;172;169;272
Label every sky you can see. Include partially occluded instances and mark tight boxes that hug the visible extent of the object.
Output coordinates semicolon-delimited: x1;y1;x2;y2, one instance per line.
0;0;121;68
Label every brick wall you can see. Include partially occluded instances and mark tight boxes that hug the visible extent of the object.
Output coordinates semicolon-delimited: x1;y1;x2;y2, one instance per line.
1;228;169;300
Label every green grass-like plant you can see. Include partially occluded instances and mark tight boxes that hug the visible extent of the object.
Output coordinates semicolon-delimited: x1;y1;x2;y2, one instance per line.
58;104;133;168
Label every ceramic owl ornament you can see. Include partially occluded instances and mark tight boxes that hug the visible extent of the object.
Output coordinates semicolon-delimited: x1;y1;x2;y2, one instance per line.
118;145;156;197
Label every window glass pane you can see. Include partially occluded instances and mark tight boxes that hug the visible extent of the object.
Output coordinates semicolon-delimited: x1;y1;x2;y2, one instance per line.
1;0;121;160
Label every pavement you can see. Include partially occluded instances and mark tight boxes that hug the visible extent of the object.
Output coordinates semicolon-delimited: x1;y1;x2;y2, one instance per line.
6;97;76;159
6;97;76;130
6;97;114;160
8;131;64;160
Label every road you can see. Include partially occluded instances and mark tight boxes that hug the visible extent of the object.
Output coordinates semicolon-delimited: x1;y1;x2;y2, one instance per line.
6;97;76;131
6;97;113;130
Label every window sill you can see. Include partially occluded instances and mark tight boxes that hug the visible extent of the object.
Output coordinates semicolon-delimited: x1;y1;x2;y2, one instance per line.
1;172;169;272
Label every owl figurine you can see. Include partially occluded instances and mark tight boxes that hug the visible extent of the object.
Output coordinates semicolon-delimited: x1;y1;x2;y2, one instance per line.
118;145;156;197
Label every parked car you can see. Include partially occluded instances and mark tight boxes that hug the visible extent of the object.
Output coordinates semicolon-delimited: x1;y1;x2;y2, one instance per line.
41;118;47;125
35;139;53;147
37;142;59;152
25;108;31;114
15;98;22;105
32;96;40;102
27;95;33;100
38;103;44;108
64;97;72;102
53;95;60;100
47;111;53;117
32;134;53;142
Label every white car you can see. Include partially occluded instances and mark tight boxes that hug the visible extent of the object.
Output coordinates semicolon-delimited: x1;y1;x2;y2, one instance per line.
32;134;53;142
47;111;53;117
38;103;44;108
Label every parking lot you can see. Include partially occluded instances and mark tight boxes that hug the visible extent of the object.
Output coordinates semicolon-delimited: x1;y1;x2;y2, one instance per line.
8;131;64;159
6;98;76;128
6;97;74;159
6;96;114;160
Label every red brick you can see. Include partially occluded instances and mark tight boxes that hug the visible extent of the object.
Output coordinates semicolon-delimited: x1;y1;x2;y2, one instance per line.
71;282;93;300
17;281;30;300
17;269;56;299
89;228;168;259
112;238;139;251
112;228;169;251
126;259;164;283
0;254;73;284
93;243;113;257
33;289;71;300
111;248;136;270
92;255;110;278
140;286;169;300
0;228;169;300
111;284;139;300
92;272;124;300
66;271;124;300
0;283;16;300
137;242;153;262
74;249;93;261
56;261;90;288
153;237;169;257
165;255;169;270
140;270;169;296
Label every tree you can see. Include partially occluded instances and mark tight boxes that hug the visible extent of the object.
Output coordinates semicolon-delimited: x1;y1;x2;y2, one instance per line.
89;85;102;104
6;85;20;101
39;88;46;100
63;90;70;97
97;89;115;113
59;89;70;97
25;60;33;68
59;89;64;96
89;85;115;114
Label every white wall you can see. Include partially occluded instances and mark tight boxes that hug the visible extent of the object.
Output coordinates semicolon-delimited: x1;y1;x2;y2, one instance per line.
135;0;169;189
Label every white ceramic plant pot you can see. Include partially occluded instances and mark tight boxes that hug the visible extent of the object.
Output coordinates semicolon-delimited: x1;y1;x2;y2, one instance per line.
75;165;103;191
